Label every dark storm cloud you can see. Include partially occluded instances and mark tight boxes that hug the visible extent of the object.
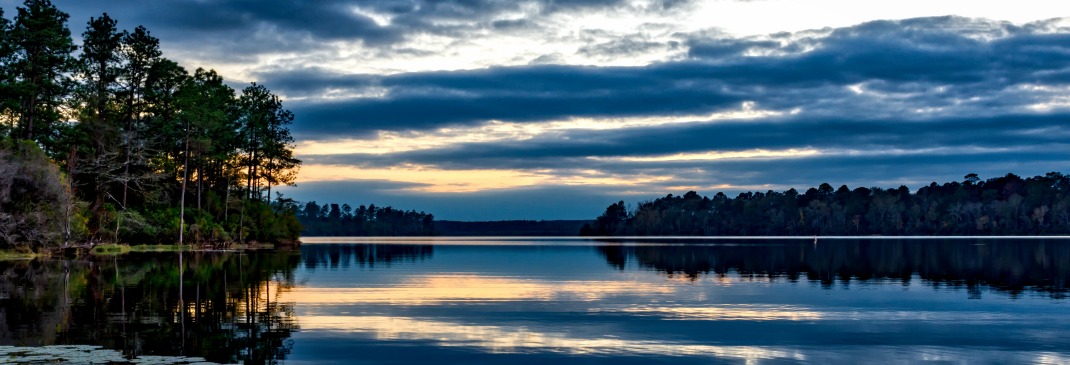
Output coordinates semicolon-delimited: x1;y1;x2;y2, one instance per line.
577;35;681;58
275;63;742;136
696;149;1068;189
684;37;784;59
281;64;745;135
265;16;1070;137
300;113;1070;170
20;0;688;61
491;18;537;31
256;67;380;98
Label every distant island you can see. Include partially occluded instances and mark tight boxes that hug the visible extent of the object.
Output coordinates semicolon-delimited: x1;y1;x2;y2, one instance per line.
295;201;590;237
582;172;1070;236
296;202;435;236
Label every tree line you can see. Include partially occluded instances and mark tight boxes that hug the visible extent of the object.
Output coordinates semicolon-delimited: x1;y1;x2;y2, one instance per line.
583;172;1070;236
0;0;301;250
297;201;435;236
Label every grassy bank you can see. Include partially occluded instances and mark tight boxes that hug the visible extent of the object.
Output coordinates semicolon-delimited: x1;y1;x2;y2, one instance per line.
0;248;38;260
89;243;277;256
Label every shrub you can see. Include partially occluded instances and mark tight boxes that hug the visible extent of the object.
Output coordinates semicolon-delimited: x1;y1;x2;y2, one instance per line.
0;139;81;250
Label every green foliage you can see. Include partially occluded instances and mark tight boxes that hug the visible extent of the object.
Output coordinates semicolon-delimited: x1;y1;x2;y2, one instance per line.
586;172;1070;236
243;199;301;244
143;207;180;243
115;209;156;243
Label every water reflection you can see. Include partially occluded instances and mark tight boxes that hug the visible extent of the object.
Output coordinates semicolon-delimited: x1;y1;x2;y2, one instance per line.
0;251;300;364
283;240;1070;364
296;314;808;361
284;275;678;305
4;240;1070;364
300;244;432;270
598;239;1070;298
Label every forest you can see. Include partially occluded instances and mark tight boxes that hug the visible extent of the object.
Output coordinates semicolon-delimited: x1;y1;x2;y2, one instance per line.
583;172;1070;236
297;201;436;236
0;0;301;251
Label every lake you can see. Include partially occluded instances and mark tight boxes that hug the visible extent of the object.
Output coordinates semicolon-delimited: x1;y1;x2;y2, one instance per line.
1;237;1068;364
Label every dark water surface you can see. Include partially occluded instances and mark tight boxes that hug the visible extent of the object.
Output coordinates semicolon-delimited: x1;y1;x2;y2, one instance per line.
2;238;1069;364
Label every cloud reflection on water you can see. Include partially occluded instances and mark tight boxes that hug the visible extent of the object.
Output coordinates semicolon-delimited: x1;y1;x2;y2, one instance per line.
282;242;1070;364
601;304;1031;324
283;274;675;304
295;315;808;362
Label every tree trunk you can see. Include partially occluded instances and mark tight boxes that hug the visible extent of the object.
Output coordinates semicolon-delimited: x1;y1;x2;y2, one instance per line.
250;153;259;200
91;194;104;242
63;147;77;247
122;114;134;210
197;163;202;211
266;157;273;206
123;74;140;209
224;170;230;221
20;69;40;140
180;123;189;245
238;176;246;243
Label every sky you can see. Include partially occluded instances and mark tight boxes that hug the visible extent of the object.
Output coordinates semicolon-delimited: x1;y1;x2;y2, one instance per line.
5;0;1070;220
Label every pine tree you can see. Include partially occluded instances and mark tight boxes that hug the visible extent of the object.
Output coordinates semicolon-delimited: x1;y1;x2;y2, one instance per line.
9;0;76;145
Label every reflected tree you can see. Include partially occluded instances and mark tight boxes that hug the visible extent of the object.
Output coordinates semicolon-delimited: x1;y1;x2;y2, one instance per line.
300;244;433;270
0;250;301;364
596;239;1070;298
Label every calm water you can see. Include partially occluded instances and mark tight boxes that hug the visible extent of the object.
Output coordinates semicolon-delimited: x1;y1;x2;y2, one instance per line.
2;238;1069;364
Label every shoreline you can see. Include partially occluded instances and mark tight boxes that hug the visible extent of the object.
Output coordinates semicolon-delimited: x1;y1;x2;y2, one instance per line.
0;241;297;260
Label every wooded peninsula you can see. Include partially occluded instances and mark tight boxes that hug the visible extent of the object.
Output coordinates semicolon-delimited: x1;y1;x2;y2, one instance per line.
583;172;1070;236
0;1;301;253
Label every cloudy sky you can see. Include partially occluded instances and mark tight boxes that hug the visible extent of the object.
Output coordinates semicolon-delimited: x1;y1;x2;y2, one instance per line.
8;1;1070;220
